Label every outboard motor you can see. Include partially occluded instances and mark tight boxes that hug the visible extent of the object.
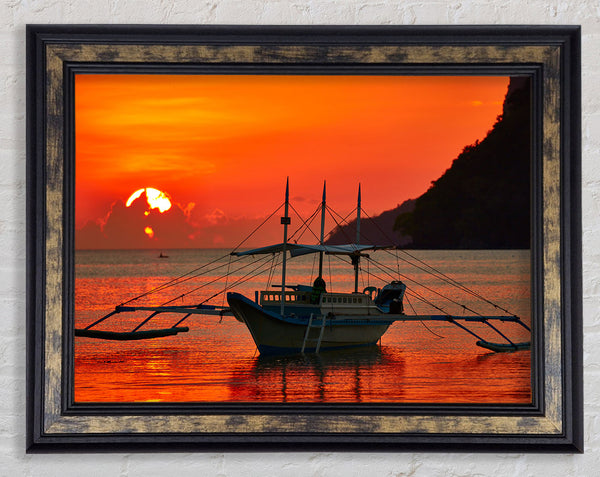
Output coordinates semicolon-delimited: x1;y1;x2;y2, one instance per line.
374;281;406;314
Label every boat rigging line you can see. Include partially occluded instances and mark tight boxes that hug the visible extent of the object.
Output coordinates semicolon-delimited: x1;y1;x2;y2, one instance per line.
163;254;276;307
360;207;520;318
230;201;285;253
118;251;233;306
288;203;322;244
404;293;446;339
75;181;530;353
119;199;289;307
367;255;505;320
221;254;232;308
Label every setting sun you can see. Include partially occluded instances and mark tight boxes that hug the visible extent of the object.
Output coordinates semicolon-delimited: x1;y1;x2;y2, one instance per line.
126;187;172;213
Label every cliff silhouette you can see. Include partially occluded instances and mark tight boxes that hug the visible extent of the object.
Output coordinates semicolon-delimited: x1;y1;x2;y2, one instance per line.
326;78;530;249
394;77;531;249
325;198;415;246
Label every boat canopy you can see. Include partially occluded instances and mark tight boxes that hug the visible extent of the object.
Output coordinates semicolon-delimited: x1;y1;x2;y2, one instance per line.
232;243;391;257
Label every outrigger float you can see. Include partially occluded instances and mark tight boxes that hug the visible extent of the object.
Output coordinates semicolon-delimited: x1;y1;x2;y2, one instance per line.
75;180;531;355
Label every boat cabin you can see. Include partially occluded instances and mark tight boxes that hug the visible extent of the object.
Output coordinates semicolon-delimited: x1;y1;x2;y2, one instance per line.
259;280;406;316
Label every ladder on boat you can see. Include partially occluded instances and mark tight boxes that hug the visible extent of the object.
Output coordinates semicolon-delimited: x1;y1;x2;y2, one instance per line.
301;313;327;353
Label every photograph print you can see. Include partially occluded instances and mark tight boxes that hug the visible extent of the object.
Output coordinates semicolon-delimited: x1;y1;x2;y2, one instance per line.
73;73;532;404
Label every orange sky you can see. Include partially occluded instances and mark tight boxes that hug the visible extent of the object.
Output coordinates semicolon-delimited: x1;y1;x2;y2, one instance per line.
75;74;509;249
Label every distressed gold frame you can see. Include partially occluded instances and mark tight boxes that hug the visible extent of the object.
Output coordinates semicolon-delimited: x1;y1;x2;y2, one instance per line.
26;25;582;452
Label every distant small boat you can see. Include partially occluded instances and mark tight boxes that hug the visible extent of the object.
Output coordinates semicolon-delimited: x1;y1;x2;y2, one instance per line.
76;179;530;356
158;252;169;258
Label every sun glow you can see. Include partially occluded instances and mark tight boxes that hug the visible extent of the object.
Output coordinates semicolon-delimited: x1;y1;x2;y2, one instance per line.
125;189;144;207
126;187;172;213
144;226;154;238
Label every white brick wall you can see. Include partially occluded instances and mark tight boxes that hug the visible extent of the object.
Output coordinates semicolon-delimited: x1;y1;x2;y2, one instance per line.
2;1;596;475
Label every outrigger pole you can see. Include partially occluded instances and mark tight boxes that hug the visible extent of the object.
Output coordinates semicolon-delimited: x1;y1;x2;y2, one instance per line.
74;303;529;350
383;314;530;352
74;304;232;340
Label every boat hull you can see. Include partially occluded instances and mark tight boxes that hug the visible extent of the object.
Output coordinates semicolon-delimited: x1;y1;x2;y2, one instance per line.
227;292;392;355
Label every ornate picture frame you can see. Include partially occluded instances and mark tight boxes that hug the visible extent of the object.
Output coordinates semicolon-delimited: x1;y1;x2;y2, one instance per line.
26;25;582;452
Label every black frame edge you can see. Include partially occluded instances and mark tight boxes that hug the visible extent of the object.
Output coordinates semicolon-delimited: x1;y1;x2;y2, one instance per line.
563;25;583;454
24;24;583;453
26;24;46;453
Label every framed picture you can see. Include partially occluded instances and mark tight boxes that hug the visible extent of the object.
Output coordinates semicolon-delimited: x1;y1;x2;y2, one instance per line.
26;25;582;452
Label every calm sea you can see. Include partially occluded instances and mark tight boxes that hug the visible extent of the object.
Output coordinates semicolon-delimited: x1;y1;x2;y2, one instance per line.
74;249;531;403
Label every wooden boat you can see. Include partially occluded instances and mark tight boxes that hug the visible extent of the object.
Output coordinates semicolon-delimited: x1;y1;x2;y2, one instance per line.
75;180;530;355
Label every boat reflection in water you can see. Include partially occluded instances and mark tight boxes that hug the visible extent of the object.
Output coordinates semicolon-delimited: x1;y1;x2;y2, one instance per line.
227;345;405;403
223;339;530;404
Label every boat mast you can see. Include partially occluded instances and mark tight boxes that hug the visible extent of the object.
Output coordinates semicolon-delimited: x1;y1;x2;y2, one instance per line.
318;181;326;277
354;184;361;293
280;178;290;316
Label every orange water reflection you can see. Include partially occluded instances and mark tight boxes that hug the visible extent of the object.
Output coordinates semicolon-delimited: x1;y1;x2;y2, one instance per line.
74;249;531;404
75;324;530;403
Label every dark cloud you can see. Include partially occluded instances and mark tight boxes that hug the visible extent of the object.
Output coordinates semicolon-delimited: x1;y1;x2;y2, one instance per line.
76;191;197;249
291;195;319;205
76;191;290;250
